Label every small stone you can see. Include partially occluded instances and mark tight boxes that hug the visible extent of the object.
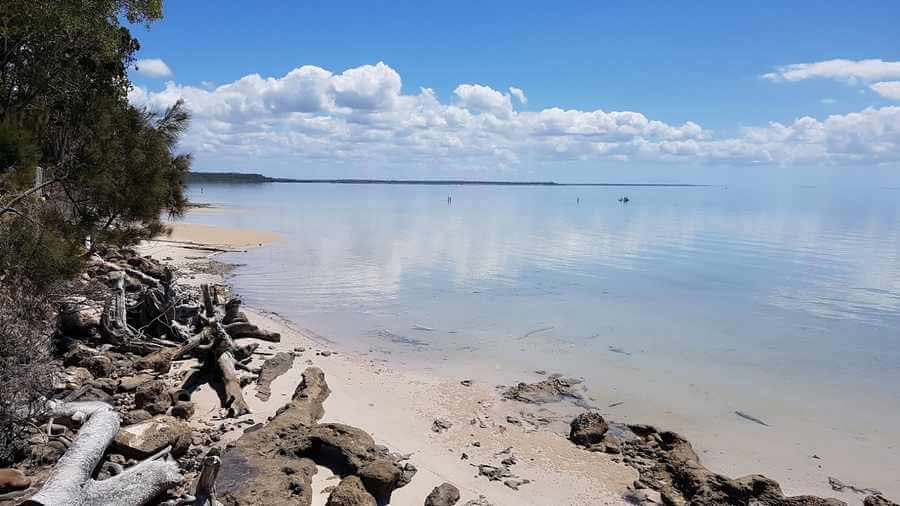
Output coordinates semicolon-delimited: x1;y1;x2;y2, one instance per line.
503;478;530;491
432;419;452;433
171;401;195;420
570;412;608;447
425;482;461;506
460;380;473;387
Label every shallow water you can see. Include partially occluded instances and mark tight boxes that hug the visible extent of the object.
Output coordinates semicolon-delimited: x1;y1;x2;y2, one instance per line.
182;182;900;497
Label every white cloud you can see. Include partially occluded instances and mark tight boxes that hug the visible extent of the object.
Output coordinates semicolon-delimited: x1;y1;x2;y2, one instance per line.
128;61;900;169
762;59;900;84
134;58;173;78
870;81;900;100
509;86;527;104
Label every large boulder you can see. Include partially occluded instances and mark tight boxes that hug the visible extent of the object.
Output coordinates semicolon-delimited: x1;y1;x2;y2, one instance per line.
112;415;191;458
569;412;608;447
326;475;376;506
425;482;461;506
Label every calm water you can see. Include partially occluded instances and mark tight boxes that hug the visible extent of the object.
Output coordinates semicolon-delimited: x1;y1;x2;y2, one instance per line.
181;182;900;493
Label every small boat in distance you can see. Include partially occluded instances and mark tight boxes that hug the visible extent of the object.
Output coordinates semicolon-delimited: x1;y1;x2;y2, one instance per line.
618;196;630;203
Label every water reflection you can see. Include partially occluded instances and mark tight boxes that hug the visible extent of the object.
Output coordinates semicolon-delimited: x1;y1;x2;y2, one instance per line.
185;183;900;383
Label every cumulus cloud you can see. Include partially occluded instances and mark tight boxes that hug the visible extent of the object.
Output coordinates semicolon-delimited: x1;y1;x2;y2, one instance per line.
509;86;527;104
762;58;900;84
128;61;900;169
134;58;173;78
870;81;900;100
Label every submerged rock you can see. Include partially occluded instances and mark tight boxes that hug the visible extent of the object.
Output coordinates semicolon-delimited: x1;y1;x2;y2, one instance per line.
502;376;583;404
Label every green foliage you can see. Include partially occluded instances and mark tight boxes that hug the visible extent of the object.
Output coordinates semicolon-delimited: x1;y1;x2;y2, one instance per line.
0;0;189;283
0;121;39;175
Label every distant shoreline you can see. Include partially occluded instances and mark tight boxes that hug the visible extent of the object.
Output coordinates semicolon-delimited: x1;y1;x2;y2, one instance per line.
186;171;711;187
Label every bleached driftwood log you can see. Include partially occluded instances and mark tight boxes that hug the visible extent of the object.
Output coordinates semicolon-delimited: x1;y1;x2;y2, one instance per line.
89;256;160;287
211;322;251;417
23;401;182;506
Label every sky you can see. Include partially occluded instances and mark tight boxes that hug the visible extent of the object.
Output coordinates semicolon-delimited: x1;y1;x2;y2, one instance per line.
127;1;900;185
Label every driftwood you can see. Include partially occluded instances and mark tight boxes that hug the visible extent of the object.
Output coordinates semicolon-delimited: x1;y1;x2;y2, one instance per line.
89;256;160;287
22;401;182;506
99;276;130;345
211;322;250;417
223;321;280;342
193;455;221;506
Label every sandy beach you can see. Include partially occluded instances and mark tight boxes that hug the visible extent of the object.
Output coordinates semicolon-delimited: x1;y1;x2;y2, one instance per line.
138;222;637;505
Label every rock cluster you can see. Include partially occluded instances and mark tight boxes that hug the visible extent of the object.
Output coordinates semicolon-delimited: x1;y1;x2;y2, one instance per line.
569;415;849;505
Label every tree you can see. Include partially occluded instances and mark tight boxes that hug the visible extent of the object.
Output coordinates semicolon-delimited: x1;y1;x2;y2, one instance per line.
0;0;191;463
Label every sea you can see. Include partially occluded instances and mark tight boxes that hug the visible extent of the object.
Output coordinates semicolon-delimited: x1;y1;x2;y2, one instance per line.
181;181;900;497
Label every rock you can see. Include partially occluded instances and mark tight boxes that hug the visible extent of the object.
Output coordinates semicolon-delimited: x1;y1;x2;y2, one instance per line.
865;496;899;506
502;376;584;404
171;401;195;420
57;300;101;337
134;379;172;415
615;428;846;506
431;419;452;433
123;409;153;425
118;373;155;392
134;348;175;374
359;460;403;504
0;468;30;492
219;368;414;505
460;380;473;387
570;412;608;447
62;367;94;388
505;416;520;425
503;478;530;491
326;475;376;506
90;377;119;394
63;345;112;378
255;352;294;401
425;482;461;506
112;415;191;458
463;496;493;506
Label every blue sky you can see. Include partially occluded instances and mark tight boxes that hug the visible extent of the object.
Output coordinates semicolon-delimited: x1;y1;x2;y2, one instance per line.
127;2;900;185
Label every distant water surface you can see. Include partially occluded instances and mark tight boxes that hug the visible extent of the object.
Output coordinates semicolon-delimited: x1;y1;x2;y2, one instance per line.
181;182;900;497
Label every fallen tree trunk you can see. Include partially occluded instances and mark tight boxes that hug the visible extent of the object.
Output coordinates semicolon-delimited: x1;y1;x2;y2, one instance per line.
89;256;160;287
211;322;251;418
23;401;182;506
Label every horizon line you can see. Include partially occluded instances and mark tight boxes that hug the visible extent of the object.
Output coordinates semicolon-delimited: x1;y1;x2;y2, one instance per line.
187;171;713;187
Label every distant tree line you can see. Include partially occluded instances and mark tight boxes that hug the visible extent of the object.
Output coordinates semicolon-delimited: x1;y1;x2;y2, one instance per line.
0;0;189;463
